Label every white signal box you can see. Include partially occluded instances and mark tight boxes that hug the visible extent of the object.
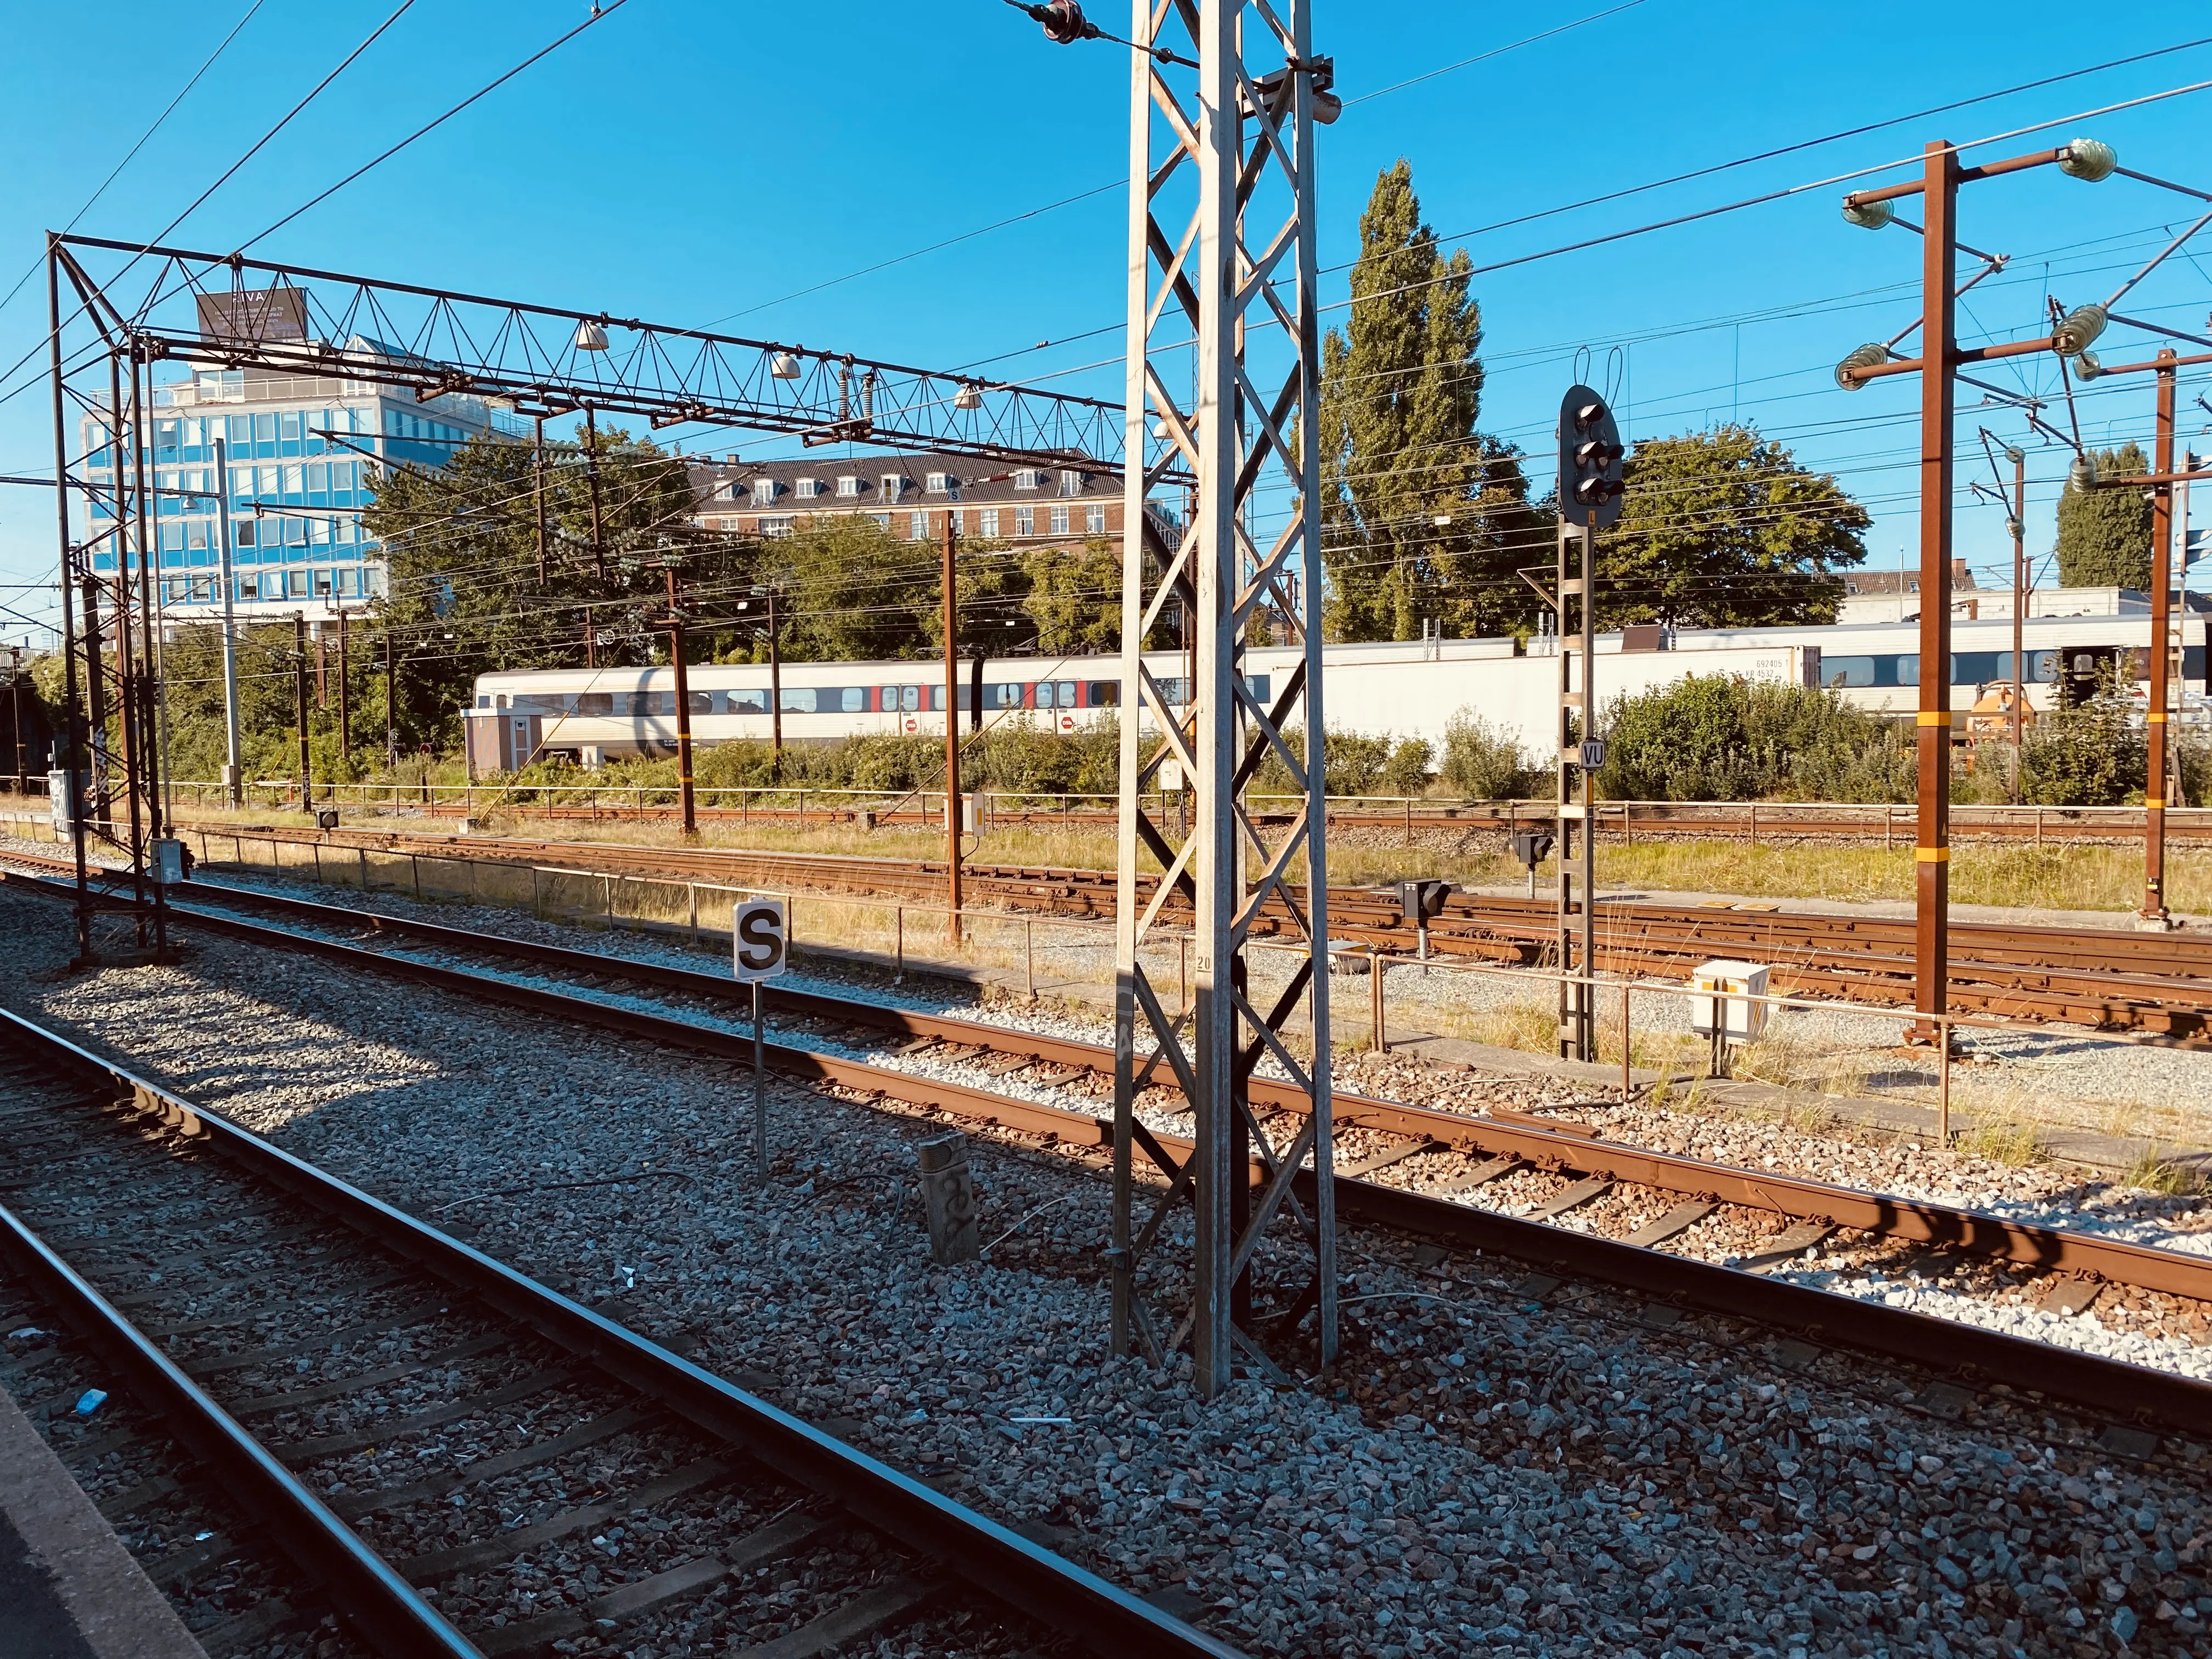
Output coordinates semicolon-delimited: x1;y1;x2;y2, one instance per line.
1689;959;1770;1044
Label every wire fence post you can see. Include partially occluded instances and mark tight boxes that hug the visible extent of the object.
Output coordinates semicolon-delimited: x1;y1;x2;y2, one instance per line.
1937;1015;1952;1145
531;866;541;919
894;905;904;984
688;882;699;940
1370;945;1386;1054
1025;917;1036;1002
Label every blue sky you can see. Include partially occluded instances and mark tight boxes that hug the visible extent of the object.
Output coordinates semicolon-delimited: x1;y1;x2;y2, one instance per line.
2;0;2208;646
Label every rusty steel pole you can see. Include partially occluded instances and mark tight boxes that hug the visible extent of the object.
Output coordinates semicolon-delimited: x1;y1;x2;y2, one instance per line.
335;606;351;766
584;406;605;584
666;565;696;839
48;241;92;963
768;587;783;777
533;414;549;587
294;611;311;810
2145;349;2177;924
2010;446;2026;794
1914;139;1959;1040
943;507;962;941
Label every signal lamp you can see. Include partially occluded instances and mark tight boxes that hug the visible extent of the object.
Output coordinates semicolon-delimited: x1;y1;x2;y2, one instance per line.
953;383;984;410
2058;138;2118;183
1834;343;1889;390
1841;198;1894;230
770;352;802;380
573;319;610;352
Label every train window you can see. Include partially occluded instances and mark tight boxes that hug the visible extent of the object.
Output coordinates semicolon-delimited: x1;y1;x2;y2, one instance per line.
687;691;712;715
900;686;921;713
1158;676;1188;707
991;683;1023;709
930;686;947;710
575;692;613;716
495;695;509;710
1088;681;1118;706
728;689;767;714
2185;645;2205;684
1035;683;1055;709
476;694;490;709
1822;656;1875;689
2028;651;2058;684
780;687;817;713
840;687;865;713
1246;675;1271;702
1893;655;1918;687
1058;681;1077;709
1951;651;2001;684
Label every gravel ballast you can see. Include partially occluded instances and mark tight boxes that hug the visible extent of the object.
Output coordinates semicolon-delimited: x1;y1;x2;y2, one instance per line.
3;889;2211;1657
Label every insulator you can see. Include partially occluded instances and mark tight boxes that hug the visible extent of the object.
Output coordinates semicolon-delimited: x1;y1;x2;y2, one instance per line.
1834;342;1889;391
1841;198;1894;230
2055;303;2107;357
2058;138;2117;183
1039;0;1091;43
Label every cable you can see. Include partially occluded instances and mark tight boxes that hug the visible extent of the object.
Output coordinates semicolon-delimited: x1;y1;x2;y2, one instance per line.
241;1;634;253
0;0;268;326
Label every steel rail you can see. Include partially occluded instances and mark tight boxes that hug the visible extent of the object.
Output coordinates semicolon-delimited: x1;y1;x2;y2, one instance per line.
15;866;2209;1436
169;824;2212;1041
0;972;1246;1659
0;1127;482;1657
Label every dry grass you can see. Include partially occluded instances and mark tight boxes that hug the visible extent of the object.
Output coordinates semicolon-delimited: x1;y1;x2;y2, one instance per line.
1952;1097;2046;1166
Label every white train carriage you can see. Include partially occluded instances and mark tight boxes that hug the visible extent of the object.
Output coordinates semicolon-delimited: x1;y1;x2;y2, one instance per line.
463;612;2209;779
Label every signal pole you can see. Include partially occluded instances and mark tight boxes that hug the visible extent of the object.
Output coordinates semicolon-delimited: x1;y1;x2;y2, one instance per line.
661;561;697;839
2008;444;2026;791
1555;387;1624;1063
213;437;244;804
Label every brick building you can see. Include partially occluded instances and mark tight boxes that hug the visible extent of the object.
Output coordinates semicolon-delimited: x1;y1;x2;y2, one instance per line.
681;451;1157;547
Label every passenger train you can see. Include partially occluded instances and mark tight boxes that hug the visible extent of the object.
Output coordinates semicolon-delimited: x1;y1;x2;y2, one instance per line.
464;611;2210;779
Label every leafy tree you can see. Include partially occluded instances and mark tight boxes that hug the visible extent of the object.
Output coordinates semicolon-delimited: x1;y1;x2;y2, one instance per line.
1598;425;1869;628
1019;538;1120;656
765;515;940;663
1318;161;1534;641
365;422;701;748
2055;442;2154;588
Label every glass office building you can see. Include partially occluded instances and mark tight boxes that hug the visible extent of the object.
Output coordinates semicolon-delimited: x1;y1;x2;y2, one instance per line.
81;328;522;624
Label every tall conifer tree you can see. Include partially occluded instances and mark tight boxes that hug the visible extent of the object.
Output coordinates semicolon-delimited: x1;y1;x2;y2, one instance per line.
1318;161;1536;640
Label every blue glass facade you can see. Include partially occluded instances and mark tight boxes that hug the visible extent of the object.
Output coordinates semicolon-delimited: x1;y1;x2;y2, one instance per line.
81;365;504;618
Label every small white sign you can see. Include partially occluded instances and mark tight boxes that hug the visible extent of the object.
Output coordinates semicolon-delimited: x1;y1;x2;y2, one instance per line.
732;898;789;982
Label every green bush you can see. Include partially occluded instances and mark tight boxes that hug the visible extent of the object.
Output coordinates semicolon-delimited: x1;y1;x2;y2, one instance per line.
1595;675;1913;803
1250;729;1398;798
1437;710;1536;800
2018;679;2145;806
1380;737;1434;797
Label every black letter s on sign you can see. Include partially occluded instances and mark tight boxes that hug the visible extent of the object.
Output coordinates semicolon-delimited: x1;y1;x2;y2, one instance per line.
737;906;782;971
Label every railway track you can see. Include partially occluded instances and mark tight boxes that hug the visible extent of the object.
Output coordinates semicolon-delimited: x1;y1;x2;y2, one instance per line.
176;822;2212;1043
161;793;2212;845
11;856;2211;1444
0;994;1244;1658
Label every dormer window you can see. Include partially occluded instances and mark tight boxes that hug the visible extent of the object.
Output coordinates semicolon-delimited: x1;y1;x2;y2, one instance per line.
926;471;952;494
836;476;861;498
795;477;823;499
881;474;904;502
1058;470;1084;496
751;478;777;506
1013;469;1042;490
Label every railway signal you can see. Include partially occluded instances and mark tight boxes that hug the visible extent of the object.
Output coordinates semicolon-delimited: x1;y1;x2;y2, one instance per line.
733;896;789;1186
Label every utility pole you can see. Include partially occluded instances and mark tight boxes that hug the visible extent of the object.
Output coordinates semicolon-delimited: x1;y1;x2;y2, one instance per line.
1835;132;2132;1034
81;575;110;829
943;507;963;941
533;413;549;587
663;561;697;838
213;436;244;804
584;608;596;669
8;646;24;794
335;605;351;766
294;611;311;811
384;627;397;770
1088;0;1336;1397
768;586;783;776
315;623;328;707
584;405;605;584
1912;139;1959;1042
2145;347;2177;926
2008;445;2027;792
48;240;92;965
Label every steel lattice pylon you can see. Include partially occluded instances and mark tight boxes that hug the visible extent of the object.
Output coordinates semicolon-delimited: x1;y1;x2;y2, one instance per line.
1111;0;1334;1398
